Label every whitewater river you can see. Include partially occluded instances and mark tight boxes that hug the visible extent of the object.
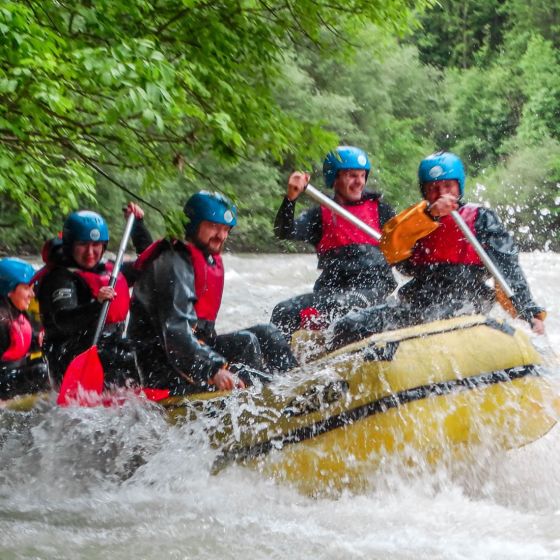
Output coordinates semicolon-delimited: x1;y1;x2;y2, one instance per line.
1;252;559;560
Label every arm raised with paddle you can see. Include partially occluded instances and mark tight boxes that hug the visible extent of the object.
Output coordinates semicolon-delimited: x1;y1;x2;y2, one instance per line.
270;147;397;340
57;213;136;405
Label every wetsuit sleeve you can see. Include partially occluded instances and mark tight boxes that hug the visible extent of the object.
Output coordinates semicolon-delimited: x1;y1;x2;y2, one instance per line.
130;218;153;255
273;197;322;245
121;261;141;285
379;201;439;265
39;268;102;336
377;199;397;227
121;219;155;285
474;208;545;322
151;250;227;383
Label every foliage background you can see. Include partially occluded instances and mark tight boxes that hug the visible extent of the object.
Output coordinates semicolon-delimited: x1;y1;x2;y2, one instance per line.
1;0;558;254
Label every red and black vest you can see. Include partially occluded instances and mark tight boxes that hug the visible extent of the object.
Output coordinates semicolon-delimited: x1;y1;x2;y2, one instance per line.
316;199;381;255
185;243;224;322
74;262;130;324
410;204;483;266
1;312;32;362
135;240;224;322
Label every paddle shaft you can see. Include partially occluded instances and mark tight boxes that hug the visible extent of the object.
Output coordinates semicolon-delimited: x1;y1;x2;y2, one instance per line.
450;210;514;298
304;184;381;241
92;213;136;345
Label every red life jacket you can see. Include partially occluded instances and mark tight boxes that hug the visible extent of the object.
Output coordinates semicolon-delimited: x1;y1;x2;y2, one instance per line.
1;312;32;362
316;199;381;255
74;262;130;324
185;243;224;322
135;239;224;322
410;204;483;266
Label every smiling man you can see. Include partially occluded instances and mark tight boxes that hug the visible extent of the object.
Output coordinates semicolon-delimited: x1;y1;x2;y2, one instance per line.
129;191;297;395
381;151;545;333
271;146;397;339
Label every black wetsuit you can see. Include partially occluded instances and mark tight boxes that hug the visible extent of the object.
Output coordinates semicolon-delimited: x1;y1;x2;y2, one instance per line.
329;206;545;350
272;192;397;337
36;219;152;386
129;240;297;395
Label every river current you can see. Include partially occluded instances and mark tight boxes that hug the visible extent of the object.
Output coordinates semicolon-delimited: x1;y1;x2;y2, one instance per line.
1;252;559;560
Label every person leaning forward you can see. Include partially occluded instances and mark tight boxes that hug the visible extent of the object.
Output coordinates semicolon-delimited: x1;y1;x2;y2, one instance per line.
328;151;546;350
271;146;397;340
129;191;297;395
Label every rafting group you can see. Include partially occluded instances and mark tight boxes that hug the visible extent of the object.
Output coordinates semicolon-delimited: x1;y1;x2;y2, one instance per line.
0;148;547;406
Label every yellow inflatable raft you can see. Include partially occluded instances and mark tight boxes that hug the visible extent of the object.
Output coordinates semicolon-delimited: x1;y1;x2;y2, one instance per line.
162;314;560;494
3;314;559;494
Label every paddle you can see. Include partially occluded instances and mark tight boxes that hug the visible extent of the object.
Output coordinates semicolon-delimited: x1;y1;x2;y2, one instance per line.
57;213;136;406
450;210;514;298
304;183;518;307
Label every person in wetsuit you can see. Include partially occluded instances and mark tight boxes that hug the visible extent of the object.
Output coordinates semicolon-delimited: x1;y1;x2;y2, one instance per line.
36;203;152;387
0;258;49;399
328;151;546;350
271;146;397;339
129;191;297;395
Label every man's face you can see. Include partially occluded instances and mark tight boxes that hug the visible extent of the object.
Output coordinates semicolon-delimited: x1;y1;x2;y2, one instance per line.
333;169;367;203
195;220;231;254
423;179;460;205
72;241;105;270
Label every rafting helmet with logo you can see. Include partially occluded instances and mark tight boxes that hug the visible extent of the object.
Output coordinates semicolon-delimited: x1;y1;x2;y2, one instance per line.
0;258;35;297
418;151;466;198
322;146;371;189
62;210;110;248
184;191;237;236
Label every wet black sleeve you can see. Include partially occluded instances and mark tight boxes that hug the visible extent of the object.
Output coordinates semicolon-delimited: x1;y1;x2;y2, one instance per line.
475;207;545;321
273;197;322;246
150;250;227;383
121;219;154;285
378;199;397;227
130;218;153;255
121;261;140;285
39;268;102;335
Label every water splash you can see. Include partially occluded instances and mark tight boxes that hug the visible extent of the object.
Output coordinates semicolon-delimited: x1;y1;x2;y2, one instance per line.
2;253;560;559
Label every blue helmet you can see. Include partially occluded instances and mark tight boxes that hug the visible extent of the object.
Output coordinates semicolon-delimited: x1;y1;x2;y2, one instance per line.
0;258;35;297
418;151;466;197
184;191;237;236
323;146;371;188
62;210;109;246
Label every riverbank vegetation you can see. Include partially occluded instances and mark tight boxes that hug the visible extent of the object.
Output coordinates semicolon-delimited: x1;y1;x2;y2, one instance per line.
1;0;558;254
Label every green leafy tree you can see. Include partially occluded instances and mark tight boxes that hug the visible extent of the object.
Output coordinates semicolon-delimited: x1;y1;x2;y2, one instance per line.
413;0;506;69
503;0;560;48
216;26;450;254
515;35;560;144
443;64;520;171
478;138;560;251
1;0;431;252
